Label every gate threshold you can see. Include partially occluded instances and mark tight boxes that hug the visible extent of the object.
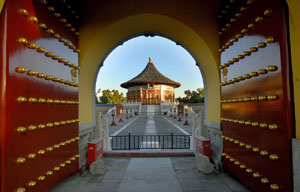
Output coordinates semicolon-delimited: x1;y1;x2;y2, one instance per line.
103;149;195;157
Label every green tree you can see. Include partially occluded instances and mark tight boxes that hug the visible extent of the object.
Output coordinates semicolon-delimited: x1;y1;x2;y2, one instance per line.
176;88;204;103
99;89;126;104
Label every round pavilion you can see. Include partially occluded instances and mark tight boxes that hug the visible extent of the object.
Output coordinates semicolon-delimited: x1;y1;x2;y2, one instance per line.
120;57;181;105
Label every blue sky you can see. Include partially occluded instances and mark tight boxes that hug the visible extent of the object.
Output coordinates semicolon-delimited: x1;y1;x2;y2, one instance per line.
95;36;203;98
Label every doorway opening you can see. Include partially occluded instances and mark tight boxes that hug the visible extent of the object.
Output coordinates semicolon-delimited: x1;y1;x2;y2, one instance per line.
94;35;205;151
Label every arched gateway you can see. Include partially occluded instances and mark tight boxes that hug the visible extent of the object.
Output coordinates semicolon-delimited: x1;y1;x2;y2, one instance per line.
0;0;299;191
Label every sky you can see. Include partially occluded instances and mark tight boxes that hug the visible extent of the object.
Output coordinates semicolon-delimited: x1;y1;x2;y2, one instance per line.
95;36;204;98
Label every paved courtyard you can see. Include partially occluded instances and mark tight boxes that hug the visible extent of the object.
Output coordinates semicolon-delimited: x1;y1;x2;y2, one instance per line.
51;157;250;192
105;113;195;137
51;114;250;192
106;113;194;150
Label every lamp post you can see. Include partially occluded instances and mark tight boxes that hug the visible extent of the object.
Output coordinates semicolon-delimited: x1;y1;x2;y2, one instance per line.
111;110;117;126
178;112;182;121
173;108;176;119
119;109;124;122
184;109;190;126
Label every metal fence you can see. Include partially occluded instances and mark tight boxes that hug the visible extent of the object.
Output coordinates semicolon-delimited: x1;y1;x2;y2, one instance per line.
110;133;191;150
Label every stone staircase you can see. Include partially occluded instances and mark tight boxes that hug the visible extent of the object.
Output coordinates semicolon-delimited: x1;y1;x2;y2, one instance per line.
140;105;161;116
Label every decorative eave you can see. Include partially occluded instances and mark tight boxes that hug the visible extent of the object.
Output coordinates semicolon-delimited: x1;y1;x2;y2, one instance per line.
120;57;181;89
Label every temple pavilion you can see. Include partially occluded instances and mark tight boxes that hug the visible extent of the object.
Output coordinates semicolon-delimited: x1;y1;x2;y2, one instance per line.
121;57;181;105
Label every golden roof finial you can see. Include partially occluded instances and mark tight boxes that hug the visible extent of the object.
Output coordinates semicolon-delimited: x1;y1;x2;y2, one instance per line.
149;57;152;63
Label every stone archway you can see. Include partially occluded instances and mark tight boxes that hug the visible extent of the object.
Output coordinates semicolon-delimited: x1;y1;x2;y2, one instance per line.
78;14;221;132
92;33;208;124
0;0;298;139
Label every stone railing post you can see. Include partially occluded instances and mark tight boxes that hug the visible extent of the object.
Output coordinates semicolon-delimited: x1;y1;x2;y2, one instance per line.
191;116;199;150
102;118;111;151
94;111;102;139
198;110;208;137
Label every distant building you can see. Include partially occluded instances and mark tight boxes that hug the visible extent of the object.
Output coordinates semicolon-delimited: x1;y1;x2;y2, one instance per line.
121;57;181;105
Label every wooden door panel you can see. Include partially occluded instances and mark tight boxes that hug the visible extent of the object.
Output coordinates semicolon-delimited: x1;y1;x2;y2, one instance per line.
219;0;293;191
0;0;80;191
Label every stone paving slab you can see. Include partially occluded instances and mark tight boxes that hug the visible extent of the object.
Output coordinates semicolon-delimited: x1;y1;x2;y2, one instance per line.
103;114;138;136
155;116;188;135
171;157;250;192
144;116;157;135
49;175;83;192
116;116;148;135
164;114;196;135
50;158;130;192
104;149;195;157
117;158;182;192
111;116;140;136
51;157;250;192
110;115;191;150
109;114;194;137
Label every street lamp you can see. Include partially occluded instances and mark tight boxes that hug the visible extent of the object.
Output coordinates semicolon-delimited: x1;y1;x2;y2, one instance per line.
119;108;124;122
184;109;190;126
173;108;176;119
178;112;182;121
111;110;117;126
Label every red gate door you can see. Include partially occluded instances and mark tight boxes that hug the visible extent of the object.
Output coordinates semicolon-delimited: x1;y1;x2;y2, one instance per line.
219;0;293;191
0;0;80;191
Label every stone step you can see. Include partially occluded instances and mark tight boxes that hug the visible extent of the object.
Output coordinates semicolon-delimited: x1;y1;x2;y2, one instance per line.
103;150;195;157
